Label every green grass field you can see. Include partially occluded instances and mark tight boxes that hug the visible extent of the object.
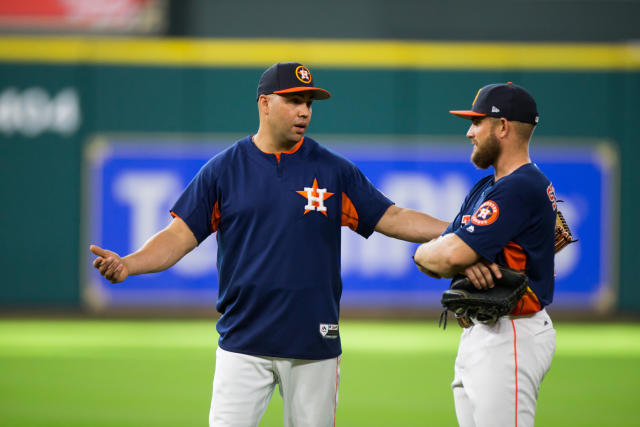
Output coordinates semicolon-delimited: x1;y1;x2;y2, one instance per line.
1;319;638;426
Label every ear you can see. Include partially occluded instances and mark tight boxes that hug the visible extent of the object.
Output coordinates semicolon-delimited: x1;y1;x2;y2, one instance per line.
496;118;509;139
258;95;270;115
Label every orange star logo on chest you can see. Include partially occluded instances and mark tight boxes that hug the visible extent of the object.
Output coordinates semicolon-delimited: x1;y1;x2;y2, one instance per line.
296;178;334;216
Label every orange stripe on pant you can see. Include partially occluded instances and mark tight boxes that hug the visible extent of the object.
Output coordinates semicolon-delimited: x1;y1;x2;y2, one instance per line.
511;319;519;427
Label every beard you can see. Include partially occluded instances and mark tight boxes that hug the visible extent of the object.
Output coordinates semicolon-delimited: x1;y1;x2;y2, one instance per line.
471;132;501;169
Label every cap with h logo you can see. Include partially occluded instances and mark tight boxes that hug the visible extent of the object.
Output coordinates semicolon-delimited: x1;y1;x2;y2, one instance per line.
257;62;331;101
450;82;539;125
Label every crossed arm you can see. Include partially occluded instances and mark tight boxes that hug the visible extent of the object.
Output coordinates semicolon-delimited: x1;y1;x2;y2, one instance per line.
90;217;197;284
373;205;500;289
413;232;501;289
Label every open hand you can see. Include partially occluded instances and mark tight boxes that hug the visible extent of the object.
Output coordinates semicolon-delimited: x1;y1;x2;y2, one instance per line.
90;245;129;284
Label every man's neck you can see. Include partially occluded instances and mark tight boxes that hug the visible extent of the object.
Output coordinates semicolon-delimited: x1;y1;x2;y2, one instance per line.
493;152;531;181
252;130;298;153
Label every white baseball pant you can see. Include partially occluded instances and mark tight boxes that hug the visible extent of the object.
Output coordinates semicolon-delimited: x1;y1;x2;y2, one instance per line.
209;347;340;427
451;309;556;427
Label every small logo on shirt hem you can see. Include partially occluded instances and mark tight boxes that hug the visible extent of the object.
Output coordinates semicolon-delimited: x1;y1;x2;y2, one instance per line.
319;323;339;338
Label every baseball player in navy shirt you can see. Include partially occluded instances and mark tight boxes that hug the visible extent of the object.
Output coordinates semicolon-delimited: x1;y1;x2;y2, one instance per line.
91;62;454;427
414;83;557;427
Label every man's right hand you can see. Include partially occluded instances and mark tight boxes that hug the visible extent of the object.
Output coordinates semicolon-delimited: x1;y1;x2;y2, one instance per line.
463;260;502;290
90;245;129;284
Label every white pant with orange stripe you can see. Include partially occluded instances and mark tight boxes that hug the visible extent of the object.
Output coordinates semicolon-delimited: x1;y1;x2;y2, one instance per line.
209;347;341;427
451;309;556;427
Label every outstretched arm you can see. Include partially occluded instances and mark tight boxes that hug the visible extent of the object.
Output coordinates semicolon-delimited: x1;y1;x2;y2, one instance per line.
90;217;198;284
374;205;449;243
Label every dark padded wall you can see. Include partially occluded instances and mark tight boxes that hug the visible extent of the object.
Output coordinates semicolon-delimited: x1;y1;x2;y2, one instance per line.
168;0;640;42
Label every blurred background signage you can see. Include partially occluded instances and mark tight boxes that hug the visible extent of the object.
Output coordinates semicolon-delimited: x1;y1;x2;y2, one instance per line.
85;138;614;311
0;0;166;33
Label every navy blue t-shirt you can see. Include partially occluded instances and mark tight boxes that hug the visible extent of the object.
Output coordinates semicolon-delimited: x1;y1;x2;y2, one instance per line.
443;163;557;309
171;136;393;359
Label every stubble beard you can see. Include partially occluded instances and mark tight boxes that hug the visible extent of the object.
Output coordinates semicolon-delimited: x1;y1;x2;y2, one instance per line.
274;122;303;147
471;132;501;169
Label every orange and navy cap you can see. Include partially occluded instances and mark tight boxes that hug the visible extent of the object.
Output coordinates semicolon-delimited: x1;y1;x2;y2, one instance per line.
449;82;539;125
257;62;331;101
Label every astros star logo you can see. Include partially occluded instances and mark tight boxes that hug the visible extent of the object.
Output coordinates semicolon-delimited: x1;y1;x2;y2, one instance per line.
296;178;334;216
295;66;312;84
471;200;499;226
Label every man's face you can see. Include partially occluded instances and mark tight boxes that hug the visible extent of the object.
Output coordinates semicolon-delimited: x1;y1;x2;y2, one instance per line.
264;92;314;144
466;117;501;169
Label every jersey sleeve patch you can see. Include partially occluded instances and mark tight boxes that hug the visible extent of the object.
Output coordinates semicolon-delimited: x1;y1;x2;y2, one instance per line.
470;200;500;226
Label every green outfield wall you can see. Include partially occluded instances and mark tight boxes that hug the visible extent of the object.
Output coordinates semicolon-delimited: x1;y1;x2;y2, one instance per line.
1;37;638;313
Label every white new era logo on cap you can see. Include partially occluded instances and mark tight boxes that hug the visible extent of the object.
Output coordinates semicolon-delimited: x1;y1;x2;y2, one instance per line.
491;106;500;113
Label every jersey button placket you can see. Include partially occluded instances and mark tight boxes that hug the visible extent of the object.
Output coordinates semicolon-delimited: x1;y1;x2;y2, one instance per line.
276;154;283;178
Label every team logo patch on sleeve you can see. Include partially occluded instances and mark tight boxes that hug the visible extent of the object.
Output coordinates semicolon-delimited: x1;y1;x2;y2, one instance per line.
471;200;500;226
319;324;339;339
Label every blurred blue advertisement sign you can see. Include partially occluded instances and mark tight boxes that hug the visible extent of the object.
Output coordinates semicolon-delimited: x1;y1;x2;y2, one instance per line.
84;138;615;311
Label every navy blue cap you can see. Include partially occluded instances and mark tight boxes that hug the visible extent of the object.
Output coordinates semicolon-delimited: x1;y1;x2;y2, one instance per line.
257;62;331;101
450;82;539;125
